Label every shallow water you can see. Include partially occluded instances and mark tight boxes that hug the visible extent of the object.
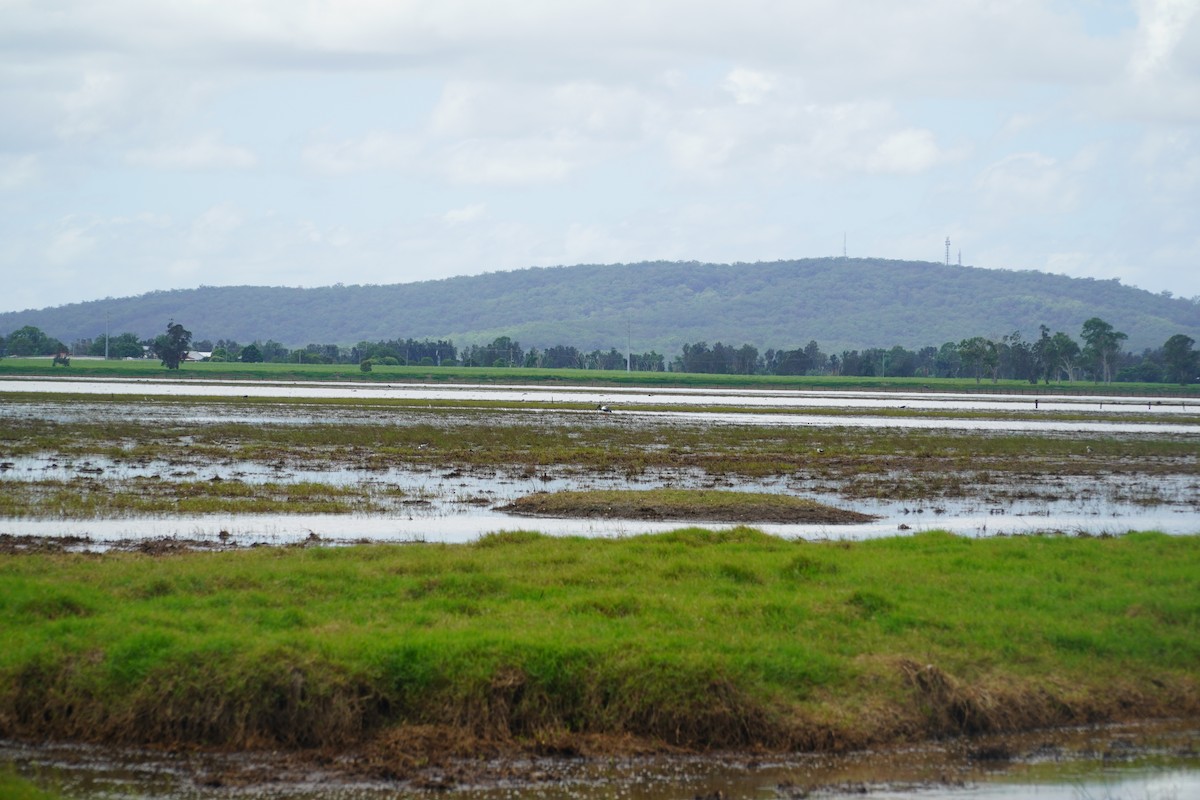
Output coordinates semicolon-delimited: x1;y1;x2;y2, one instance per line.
4;378;1200;435
2;450;1197;546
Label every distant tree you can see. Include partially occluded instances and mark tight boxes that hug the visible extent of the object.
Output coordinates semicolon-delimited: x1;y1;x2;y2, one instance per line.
543;344;584;369
1162;334;1198;385
90;332;143;359
215;339;241;360
260;340;290;362
1080;317;1127;384
957;337;996;384
1000;331;1036;383
52;352;70;366
934;342;961;378
6;325;62;357
240;343;264;363
360;359;372;372
154;321;192;370
1052;331;1081;381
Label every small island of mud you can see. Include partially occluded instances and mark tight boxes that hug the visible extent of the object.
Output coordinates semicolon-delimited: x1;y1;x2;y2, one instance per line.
498;488;878;525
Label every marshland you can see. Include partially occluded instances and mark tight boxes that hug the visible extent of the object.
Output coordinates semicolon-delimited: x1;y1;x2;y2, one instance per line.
1;373;1199;798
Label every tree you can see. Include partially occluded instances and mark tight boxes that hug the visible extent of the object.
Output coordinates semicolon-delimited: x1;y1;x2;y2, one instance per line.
240;343;264;363
1052;332;1081;382
5;325;63;357
957;337;996;384
154;321;192;370
90;332;144;359
1080;317;1127;384
1162;334;1198;385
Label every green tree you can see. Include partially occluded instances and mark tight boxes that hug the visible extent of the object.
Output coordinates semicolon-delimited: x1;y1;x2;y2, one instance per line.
240;343;264;363
90;332;144;359
1162;334;1197;385
957;337;997;384
1052;331;1081;382
5;325;63;357
1081;317;1127;384
154;321;192;370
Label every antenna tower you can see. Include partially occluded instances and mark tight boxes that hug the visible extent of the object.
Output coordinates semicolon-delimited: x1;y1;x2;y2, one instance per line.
957;249;961;266
945;236;951;266
843;232;847;259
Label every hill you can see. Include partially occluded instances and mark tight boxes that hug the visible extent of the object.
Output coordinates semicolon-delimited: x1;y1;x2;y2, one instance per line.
2;258;1197;354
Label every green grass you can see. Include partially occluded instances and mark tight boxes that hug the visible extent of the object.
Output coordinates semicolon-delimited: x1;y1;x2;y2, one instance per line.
4;357;1198;396
1;531;1197;751
0;770;63;800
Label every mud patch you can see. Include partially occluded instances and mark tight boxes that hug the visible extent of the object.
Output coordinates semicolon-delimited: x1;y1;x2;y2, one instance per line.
499;489;878;525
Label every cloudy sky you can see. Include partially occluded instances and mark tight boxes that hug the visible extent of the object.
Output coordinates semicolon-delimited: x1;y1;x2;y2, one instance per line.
1;0;1198;313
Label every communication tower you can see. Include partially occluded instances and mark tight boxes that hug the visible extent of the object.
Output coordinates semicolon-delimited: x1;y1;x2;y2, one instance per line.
945;236;951;266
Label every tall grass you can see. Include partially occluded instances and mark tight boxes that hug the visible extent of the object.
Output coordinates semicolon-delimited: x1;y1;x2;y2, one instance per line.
1;531;1196;750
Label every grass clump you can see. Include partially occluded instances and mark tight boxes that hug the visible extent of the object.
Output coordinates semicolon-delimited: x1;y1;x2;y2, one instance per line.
0;530;1197;754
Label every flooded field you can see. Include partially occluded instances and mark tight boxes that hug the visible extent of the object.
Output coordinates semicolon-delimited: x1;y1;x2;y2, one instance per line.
2;382;1197;545
2;378;1198;799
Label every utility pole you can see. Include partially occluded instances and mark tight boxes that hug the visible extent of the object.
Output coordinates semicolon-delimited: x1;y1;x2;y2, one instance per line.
104;312;109;360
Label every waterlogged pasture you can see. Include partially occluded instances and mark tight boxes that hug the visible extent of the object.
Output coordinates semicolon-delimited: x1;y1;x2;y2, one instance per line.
1;390;1197;545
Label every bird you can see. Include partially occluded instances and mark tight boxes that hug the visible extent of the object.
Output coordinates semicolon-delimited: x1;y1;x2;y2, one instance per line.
597;404;612;413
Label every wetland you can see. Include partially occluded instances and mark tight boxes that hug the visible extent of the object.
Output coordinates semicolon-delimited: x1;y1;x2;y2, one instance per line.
1;377;1199;798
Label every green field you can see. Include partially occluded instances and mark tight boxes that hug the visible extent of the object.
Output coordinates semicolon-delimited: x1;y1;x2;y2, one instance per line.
1;530;1197;756
4;356;1199;395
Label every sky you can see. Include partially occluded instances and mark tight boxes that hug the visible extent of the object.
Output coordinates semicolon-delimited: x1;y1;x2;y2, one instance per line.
1;0;1199;314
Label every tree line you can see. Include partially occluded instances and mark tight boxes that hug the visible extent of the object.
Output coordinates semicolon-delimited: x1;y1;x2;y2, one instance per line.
3;316;1197;386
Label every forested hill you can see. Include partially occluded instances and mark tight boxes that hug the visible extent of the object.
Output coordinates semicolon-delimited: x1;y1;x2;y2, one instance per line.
4;258;1198;354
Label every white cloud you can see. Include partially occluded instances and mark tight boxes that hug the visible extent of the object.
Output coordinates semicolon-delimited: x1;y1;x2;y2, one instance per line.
442;203;487;224
974;152;1081;216
441;138;578;185
188;204;244;252
1128;0;1199;79
126;132;257;170
721;68;776;105
301;131;421;175
45;218;97;264
0;154;39;190
864;128;944;174
54;72;123;141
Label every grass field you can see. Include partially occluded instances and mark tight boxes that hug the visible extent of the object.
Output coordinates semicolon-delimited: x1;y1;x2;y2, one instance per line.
1;530;1197;755
3;356;1199;396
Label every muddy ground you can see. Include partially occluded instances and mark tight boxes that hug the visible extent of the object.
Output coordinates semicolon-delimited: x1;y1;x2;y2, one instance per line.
3;719;1198;798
